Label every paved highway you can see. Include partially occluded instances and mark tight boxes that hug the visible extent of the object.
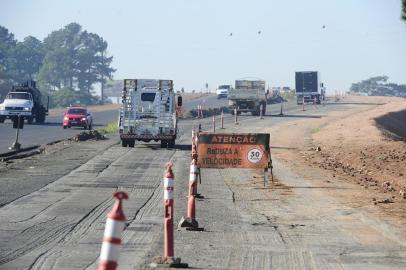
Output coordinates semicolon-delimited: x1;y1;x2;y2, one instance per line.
0;94;295;154
0;110;119;154
0;95;226;154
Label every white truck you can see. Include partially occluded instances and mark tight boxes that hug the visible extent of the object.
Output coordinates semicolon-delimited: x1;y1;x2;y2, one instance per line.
0;81;48;124
216;85;231;99
119;79;182;148
228;80;267;116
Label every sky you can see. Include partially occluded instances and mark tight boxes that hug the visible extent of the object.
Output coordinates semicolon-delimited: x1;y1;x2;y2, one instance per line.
1;0;406;93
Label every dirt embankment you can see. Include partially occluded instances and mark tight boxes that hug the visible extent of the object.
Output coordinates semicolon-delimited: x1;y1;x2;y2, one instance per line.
375;109;406;139
270;96;406;201
309;97;406;194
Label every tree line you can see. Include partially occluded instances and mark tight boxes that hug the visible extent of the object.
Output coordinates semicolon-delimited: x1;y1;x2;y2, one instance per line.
0;23;115;107
350;76;406;97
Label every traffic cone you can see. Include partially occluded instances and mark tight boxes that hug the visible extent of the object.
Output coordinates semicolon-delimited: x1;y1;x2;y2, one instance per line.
98;192;128;270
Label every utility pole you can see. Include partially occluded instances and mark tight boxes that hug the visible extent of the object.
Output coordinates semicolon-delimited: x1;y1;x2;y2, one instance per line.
100;50;105;105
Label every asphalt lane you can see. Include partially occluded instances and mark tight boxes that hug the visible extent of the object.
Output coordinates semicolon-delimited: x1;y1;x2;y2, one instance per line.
0;110;119;154
0;95;294;154
0;96;227;154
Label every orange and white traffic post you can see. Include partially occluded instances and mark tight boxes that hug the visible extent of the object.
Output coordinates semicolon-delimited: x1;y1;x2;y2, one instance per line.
163;162;174;258
178;132;203;231
151;163;188;268
98;191;128;270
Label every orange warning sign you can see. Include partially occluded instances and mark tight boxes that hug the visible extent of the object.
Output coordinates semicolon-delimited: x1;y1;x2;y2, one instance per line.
197;133;270;169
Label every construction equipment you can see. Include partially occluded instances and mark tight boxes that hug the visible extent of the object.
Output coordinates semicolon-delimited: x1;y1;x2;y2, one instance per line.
0;80;48;124
228;80;267;116
119;79;182;148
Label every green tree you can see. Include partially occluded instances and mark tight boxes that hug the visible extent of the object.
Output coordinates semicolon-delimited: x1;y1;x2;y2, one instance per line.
38;23;115;104
0;26;17;99
39;23;82;90
350;76;406;97
402;0;406;21
76;31;115;94
12;36;44;82
51;87;98;107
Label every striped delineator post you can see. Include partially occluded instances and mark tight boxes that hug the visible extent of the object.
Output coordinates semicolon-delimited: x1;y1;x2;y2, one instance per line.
98;192;128;270
198;105;202;118
187;159;198;219
279;101;284;116
221;110;224;129
151;163;188;268
260;103;264;119
164;162;175;258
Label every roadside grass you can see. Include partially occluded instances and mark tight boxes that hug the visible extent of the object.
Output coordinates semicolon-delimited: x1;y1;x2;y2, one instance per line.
311;127;321;134
280;90;296;101
97;121;118;134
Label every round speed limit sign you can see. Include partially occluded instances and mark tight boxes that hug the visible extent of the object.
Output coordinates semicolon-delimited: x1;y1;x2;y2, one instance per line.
247;148;263;163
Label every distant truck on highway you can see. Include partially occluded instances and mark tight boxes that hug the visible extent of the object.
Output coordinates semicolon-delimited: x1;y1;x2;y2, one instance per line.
228;80;267;116
295;71;325;104
0;80;48;124
119;79;182;148
216;85;231;99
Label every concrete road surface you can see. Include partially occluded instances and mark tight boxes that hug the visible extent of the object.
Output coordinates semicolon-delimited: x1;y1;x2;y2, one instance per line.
1;102;404;269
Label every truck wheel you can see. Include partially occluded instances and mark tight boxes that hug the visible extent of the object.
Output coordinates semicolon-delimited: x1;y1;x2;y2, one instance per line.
35;114;45;124
160;140;167;148
230;110;235;115
122;140;128;147
27;117;33;124
261;102;266;115
167;140;175;149
128;140;135;148
0;117;5;123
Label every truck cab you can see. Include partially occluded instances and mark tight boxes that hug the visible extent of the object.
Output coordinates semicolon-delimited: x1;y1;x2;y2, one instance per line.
0;92;34;123
216;85;231;99
0;81;48;124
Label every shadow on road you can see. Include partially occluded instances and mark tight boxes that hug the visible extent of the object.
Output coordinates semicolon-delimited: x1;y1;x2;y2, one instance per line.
175;144;192;151
256;186;352;190
271;146;298;150
324;102;384;106
266;114;324;119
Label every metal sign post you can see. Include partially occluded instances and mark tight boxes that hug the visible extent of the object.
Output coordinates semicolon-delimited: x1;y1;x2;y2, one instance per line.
9;115;22;151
